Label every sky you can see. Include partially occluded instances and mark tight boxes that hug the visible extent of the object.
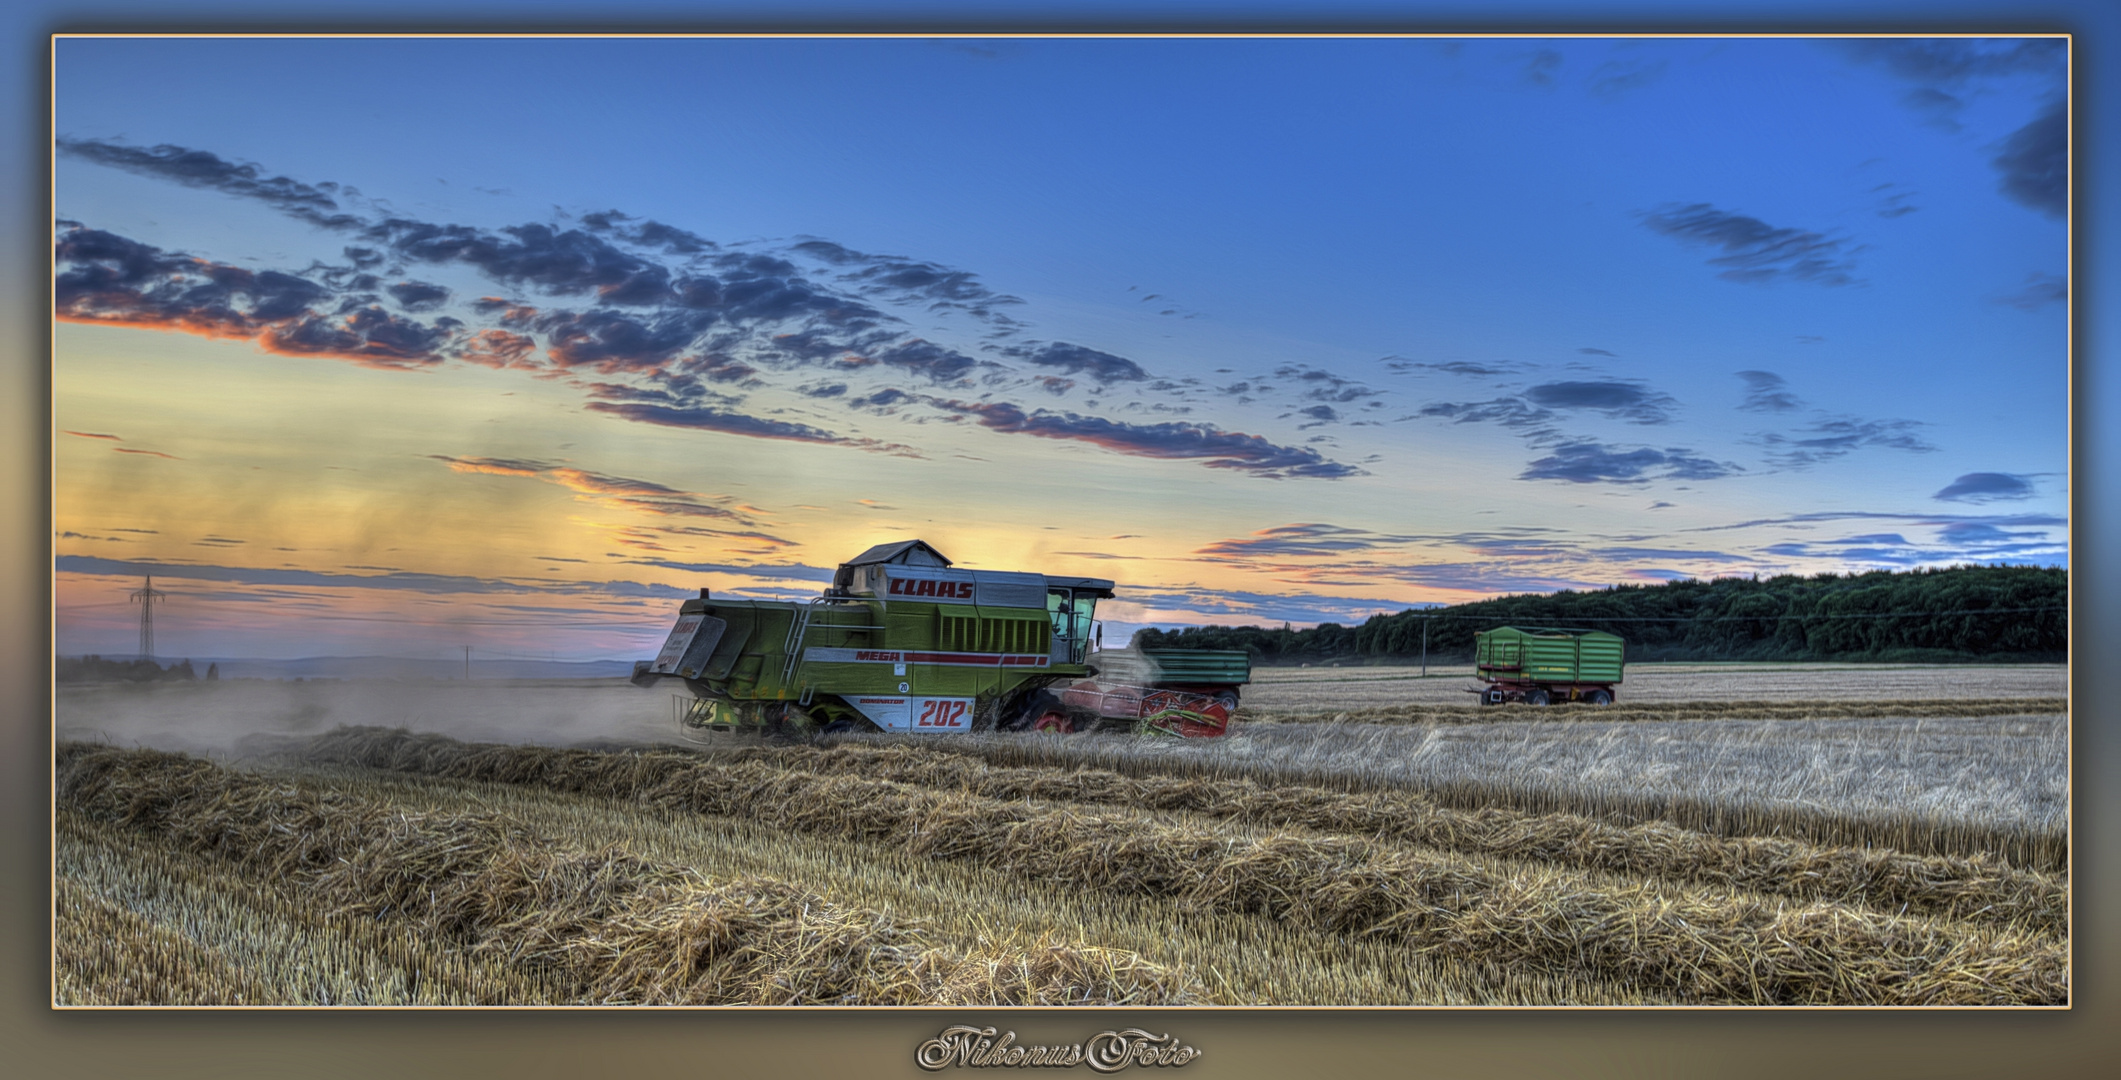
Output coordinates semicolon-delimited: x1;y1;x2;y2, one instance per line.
49;33;2070;662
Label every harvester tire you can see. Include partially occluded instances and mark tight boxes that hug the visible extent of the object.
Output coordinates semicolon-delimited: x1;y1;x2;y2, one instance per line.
1003;689;1063;732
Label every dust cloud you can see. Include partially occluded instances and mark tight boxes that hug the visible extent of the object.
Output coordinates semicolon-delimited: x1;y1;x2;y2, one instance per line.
54;678;691;758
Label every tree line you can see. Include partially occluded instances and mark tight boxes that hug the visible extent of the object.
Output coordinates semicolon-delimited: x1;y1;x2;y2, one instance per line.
57;656;218;683
1134;564;2066;664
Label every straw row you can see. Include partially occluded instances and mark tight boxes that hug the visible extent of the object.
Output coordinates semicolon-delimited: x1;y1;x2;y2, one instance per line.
59;806;566;1004
54;876;282;1006
906;729;2067;872
677;742;2065;935
288;727;2067;1005
55;742;1197;1006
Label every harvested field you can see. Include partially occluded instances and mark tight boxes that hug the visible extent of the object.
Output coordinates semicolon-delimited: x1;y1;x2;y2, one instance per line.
56;726;2063;1006
51;664;2069;1007
1242;662;2068;711
1244;697;2068;724
56;744;1197;1006
918;714;2067;870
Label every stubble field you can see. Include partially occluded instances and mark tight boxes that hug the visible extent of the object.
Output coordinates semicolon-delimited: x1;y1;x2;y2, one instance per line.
53;662;2069;1007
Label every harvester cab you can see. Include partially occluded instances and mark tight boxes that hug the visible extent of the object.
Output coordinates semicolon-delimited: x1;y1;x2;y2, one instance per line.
631;539;1247;738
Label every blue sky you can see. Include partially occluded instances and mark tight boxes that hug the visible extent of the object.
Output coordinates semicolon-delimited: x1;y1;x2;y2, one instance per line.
48;32;2071;660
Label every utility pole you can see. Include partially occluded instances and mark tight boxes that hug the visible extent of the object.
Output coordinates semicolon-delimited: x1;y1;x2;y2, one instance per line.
1420;612;1429;678
463;645;471;681
129;576;168;663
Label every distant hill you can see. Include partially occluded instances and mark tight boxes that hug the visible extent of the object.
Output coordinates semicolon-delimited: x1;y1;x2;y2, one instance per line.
1137;564;2067;665
56;655;638;682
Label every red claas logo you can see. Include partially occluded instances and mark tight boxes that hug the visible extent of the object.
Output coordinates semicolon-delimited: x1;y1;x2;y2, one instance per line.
887;577;974;599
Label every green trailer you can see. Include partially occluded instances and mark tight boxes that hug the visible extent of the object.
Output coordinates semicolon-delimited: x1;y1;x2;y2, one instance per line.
1472;626;1624;705
631;539;1249;736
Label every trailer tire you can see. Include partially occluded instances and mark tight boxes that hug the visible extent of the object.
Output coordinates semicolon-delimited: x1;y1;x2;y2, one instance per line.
1585;689;1613;706
1525;688;1550;707
1482;687;1507;706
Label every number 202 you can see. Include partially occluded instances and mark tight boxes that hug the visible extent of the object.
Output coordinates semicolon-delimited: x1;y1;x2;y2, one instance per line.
917;700;966;727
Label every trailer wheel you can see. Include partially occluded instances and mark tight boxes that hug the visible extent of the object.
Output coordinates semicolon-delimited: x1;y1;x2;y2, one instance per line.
1482;687;1507;706
1585;689;1613;706
1524;688;1550;706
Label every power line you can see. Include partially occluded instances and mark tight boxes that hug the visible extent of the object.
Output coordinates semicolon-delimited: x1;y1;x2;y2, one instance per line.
1403;605;2065;624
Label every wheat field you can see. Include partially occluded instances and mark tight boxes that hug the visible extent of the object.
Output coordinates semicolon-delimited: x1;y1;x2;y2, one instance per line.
52;665;2069;1007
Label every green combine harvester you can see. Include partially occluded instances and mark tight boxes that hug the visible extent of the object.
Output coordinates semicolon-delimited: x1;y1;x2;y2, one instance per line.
631;539;1250;737
1470;626;1624;705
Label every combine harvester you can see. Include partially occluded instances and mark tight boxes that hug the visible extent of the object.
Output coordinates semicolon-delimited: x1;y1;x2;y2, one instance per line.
632;540;1250;737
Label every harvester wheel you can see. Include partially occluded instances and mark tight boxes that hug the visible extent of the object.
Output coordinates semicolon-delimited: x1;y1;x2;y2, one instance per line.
1585;689;1613;706
1525;688;1550;706
819;719;866;735
1004;689;1063;732
1032;712;1077;734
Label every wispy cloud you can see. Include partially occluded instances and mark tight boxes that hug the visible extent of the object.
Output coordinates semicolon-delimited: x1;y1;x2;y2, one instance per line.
792;238;1025;326
1993;100;2067;219
1831;40;2067;219
1933;471;2038;503
57;138;369;229
1519;441;1738;484
1639;203;1861;287
1995;272;2067;311
1759;522;2064;567
1521;380;1675;423
578;402;916;455
1588;58;1666;97
427;454;767;526
1836;38;2065;87
926;399;1363;479
1735;370;1803;412
1380;357;1514;378
997;341;1149;383
1755;416;1933;468
1900;87;1966;132
1520;48;1563;87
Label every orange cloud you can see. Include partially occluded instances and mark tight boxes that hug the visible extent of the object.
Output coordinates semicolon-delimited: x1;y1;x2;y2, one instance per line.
429;455;750;524
458;329;541;369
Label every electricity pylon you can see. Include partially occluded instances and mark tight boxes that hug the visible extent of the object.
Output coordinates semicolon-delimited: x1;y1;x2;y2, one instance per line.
130;575;168;662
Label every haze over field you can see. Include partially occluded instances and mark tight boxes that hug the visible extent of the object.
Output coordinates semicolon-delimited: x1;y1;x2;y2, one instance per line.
52;36;2067;664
